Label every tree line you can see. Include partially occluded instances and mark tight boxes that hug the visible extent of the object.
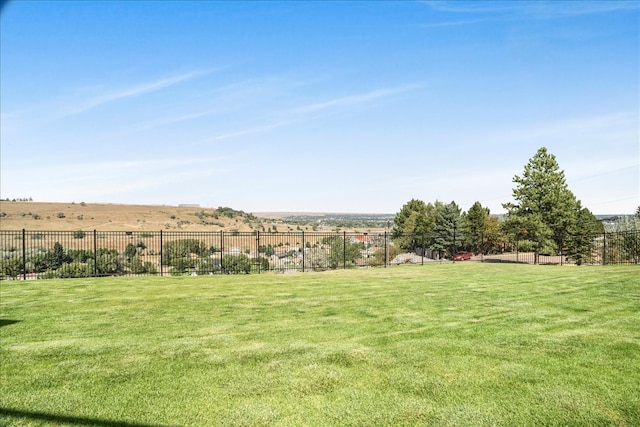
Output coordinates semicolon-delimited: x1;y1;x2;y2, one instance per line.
391;147;633;265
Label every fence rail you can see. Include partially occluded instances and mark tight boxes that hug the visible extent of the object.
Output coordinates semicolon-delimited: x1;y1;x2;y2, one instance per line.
1;229;638;280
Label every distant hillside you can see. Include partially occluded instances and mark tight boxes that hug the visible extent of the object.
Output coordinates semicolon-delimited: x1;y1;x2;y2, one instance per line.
0;201;267;232
0;202;388;232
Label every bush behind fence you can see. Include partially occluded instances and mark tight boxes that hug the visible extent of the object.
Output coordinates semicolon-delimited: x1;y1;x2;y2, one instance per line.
1;229;638;280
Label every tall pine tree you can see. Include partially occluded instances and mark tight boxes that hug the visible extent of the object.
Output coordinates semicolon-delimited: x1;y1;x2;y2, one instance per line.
462;201;493;254
503;147;596;264
431;201;461;259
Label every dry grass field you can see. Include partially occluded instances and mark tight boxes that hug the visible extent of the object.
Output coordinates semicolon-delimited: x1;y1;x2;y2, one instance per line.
0;202;386;233
0;201;276;232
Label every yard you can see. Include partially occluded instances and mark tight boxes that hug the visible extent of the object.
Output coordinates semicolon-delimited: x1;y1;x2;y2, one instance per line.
1;264;638;426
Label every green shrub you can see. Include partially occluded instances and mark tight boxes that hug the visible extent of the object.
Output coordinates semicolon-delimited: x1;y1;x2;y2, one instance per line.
169;257;196;275
195;258;221;275
222;254;251;274
94;251;123;276
1;258;23;279
256;256;269;271
68;249;93;263
124;243;137;260
127;256;157;275
162;239;207;266
369;244;400;267
303;248;330;271
57;262;92;278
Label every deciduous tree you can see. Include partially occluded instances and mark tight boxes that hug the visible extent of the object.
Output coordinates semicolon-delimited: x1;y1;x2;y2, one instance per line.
392;199;437;251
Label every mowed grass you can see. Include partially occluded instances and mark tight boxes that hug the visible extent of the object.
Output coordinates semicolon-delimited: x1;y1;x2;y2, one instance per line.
1;264;638;426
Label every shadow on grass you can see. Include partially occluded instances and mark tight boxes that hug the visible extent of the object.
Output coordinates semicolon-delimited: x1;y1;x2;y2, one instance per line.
0;319;21;327
0;407;177;427
481;258;528;264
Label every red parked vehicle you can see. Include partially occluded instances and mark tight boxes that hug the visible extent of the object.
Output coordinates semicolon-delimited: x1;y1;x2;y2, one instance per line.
453;251;473;261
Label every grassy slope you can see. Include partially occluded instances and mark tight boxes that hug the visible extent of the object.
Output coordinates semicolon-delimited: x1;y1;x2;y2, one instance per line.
0;201;267;232
1;264;638;426
0;202;366;233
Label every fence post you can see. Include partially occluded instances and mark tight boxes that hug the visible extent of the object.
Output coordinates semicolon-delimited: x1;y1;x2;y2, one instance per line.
602;232;606;266
256;231;261;274
384;231;388;268
343;231;347;270
301;231;305;273
159;230;163;276
93;230;98;277
452;225;457;263
220;230;224;273
22;229;26;280
480;232;484;263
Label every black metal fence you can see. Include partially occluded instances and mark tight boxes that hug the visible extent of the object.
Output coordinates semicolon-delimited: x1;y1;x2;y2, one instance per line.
1;229;638;280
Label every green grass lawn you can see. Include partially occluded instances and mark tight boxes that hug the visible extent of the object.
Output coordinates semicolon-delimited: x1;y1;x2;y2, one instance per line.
1;264;638;426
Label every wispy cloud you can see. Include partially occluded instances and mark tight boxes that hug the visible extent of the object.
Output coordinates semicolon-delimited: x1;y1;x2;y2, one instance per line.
420;18;494;28
199;121;294;143
193;83;423;144
423;0;640;18
127;74;323;132
291;84;422;115
59;69;214;118
129;108;227;132
423;1;527;14
527;1;640;18
484;111;638;144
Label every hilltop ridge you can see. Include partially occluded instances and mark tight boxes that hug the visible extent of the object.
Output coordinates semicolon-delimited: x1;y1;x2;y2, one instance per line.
0;201;389;232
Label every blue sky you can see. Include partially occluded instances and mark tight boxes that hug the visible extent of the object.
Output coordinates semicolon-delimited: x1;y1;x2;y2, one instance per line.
1;1;638;214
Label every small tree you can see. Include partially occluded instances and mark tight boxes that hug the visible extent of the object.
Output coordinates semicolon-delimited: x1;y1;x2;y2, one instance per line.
565;206;604;265
46;242;70;270
124;243;138;260
303;248;330;271
326;236;360;269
